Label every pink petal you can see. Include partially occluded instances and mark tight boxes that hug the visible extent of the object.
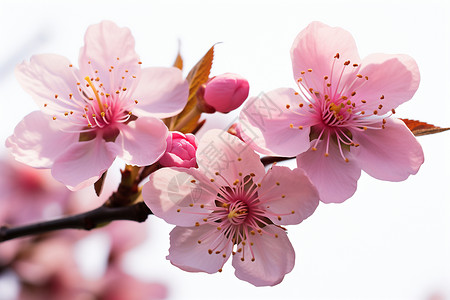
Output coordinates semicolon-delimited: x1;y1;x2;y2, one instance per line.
143;167;217;227
167;225;232;274
51;137;119;190
5;111;78;168
196;129;266;185
296;143;361;203
116;117;168;166
232;225;295;286
79;21;140;92
258;166;319;225
350;53;420;115
291;21;361;93
239;88;313;156
132;67;189;119
15;54;81;114
352;118;424;181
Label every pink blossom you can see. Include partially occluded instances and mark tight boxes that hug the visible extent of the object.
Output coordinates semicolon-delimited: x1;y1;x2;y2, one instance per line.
0;159;71;226
203;73;249;113
143;129;319;286
6;21;188;190
97;267;168;300
159;131;198;168
239;21;424;203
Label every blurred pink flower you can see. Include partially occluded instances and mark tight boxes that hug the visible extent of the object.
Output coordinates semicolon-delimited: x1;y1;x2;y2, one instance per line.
239;21;424;203
6;20;188;190
159;131;198;168
203;73;249;113
0;159;71;226
143;129;319;286
97;266;167;300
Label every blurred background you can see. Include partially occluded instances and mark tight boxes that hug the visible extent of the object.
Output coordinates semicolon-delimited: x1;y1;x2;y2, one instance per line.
0;0;449;299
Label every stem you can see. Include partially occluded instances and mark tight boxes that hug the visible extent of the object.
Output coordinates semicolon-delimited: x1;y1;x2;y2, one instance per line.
0;202;152;243
260;156;295;166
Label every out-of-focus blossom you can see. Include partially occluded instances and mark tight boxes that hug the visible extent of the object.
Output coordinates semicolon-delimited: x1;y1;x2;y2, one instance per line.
159;132;197;168
202;73;249;113
95;266;168;300
143;129;319;286
6;20;188;190
239;21;424;203
0;158;72;264
0;159;70;226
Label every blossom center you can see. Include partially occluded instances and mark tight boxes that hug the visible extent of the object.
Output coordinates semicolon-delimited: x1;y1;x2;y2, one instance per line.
43;59;141;140
227;200;249;225
285;53;395;161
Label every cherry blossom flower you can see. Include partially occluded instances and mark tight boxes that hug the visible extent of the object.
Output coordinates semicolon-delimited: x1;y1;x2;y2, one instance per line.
239;21;424;203
202;73;249;113
6;21;188;190
143;129;319;286
159;131;198;168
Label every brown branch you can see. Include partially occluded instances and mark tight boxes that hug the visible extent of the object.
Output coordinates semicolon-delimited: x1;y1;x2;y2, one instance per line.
261;156;295;166
0;201;152;243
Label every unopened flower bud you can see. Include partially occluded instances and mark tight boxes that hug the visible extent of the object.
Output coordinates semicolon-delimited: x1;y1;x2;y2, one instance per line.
159;132;198;168
203;73;249;113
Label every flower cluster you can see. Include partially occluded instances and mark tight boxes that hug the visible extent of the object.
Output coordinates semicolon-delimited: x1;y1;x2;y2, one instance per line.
2;20;425;290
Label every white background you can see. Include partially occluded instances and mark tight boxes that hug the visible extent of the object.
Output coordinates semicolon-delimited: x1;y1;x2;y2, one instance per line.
0;0;449;299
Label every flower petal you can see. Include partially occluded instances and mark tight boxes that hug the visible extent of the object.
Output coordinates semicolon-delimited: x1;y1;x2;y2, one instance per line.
167;225;232;274
5;111;78;168
351;53;420;114
15;54;81;114
79;21;140;92
131;67;189;119
259;166;319;225
239;88;313;156
291;21;361;93
116;117;168;166
353;118;424;181
232;225;295;286
196;129;266;185
143;167;217;227
51;137;119;190
296;143;361;203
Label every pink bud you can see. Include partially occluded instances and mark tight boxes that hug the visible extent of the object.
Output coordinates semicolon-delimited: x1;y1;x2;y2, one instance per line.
159;132;198;168
203;73;249;113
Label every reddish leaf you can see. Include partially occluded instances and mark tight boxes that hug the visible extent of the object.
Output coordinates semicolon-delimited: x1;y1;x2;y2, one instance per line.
172;45;215;132
94;170;107;196
173;42;183;70
401;119;450;136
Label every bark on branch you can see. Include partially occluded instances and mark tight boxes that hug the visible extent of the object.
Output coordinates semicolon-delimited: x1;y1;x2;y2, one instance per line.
0;202;152;243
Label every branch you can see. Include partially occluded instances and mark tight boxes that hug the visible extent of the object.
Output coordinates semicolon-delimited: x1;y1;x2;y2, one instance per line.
0;202;152;243
261;156;295;166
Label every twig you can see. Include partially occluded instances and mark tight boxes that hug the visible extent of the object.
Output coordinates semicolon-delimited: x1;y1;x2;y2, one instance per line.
260;156;295;166
0;202;152;243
